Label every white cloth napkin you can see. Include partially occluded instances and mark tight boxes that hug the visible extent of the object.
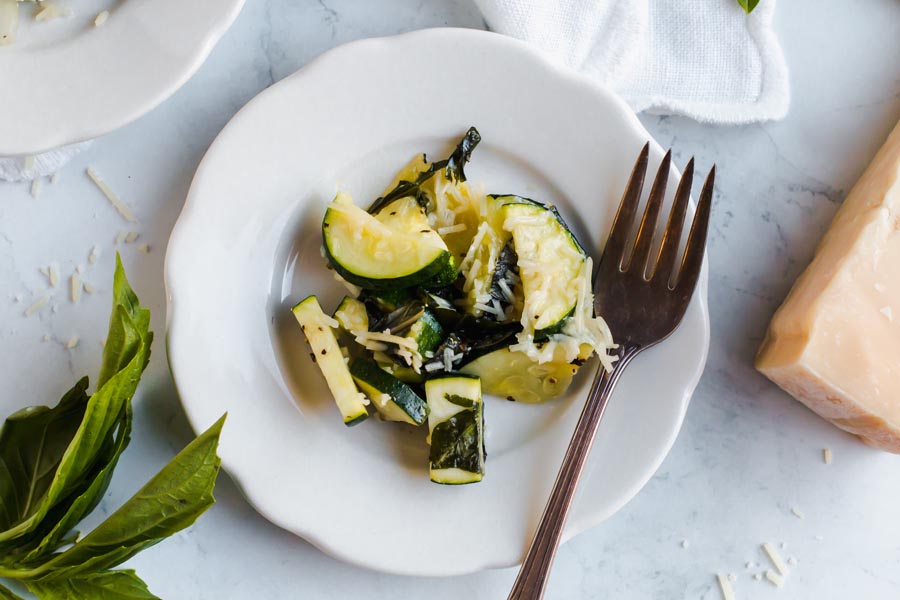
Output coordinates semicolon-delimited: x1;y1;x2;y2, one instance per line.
0;141;92;183
473;0;789;124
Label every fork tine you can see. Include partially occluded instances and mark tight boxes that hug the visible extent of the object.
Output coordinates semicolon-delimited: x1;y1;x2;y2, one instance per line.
628;149;671;275
600;143;649;271
675;165;715;295
654;157;694;284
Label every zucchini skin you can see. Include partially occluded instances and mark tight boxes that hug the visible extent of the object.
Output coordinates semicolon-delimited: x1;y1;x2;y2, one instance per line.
426;374;485;484
323;231;455;291
350;359;429;426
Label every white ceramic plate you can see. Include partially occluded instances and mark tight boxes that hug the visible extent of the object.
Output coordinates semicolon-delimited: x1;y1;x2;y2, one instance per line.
166;28;710;577
0;0;244;156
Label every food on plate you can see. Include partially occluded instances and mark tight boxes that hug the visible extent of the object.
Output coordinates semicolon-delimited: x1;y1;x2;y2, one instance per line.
757;119;900;453
292;128;616;483
0;255;225;598
0;0;85;46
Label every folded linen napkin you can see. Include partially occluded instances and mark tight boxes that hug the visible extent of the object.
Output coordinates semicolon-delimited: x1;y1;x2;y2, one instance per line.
0;141;92;183
472;0;789;124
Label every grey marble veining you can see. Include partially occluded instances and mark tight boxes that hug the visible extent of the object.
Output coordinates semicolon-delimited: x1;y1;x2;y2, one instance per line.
1;0;900;598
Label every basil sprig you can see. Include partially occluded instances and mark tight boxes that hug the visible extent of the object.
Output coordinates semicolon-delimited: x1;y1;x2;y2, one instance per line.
737;0;760;13
0;256;225;600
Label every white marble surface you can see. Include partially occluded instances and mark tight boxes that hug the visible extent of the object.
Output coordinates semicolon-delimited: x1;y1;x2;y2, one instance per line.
2;1;900;598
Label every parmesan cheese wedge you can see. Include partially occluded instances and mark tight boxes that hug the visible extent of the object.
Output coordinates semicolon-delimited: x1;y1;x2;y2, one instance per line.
757;120;900;453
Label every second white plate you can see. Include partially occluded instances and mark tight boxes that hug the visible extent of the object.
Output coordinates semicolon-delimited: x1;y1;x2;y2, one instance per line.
165;28;709;576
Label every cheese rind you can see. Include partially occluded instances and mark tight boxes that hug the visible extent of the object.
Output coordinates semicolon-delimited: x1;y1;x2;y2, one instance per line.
757;120;900;453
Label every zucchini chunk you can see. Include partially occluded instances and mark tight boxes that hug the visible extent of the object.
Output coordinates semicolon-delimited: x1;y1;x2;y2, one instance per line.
425;375;485;484
460;347;579;404
406;309;444;357
323;193;454;290
333;296;368;334
292;296;369;426
500;199;586;338
350;359;428;426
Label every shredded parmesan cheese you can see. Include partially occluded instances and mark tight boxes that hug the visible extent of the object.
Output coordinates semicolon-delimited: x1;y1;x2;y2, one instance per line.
66;336;79;349
765;570;784;588
763;543;788;576
82;282;96;295
790;507;805;520
716;574;736;600
30;179;41;199
115;231;128;245
86;167;138;223
35;3;72;21
823;448;832;464
89;245;100;264
124;231;139;243
681;540;689;549
94;9;109;26
50;171;60;185
24;296;49;316
49;264;59;287
70;273;81;303
137;244;150;254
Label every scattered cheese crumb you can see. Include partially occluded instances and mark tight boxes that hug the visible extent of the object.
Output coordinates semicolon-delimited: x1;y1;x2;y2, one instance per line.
115;231;128;245
681;539;690;549
745;561;755;569
765;570;785;588
763;543;789;576
823;448;832;464
880;306;893;321
716;574;736;600
875;282;887;293
791;507;805;520
49;264;60;287
124;231;139;243
50;171;60;185
94;9;109;26
86;167;138;223
70;273;82;303
42;335;50;342
82;282;96;295
137;243;150;254
66;336;79;349
31;179;42;199
35;3;73;21
754;573;763;581
89;245;100;264
787;557;798;566
24;296;49;316
14;293;23;303
39;266;50;279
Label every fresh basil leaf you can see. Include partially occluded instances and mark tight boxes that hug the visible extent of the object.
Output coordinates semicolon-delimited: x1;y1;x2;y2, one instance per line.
0;583;25;600
21;402;132;563
36;415;225;579
27;570;159;600
0;379;90;535
736;0;759;13
97;256;152;389
0;258;151;545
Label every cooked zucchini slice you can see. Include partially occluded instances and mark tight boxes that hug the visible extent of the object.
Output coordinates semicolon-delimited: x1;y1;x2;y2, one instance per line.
350;359;428;426
460;347;579;404
501;200;586;338
406;309;444;356
292;296;369;426
333;296;368;334
323;193;454;290
425;375;485;484
359;287;416;314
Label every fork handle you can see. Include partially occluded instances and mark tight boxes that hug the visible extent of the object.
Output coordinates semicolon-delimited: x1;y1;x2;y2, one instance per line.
507;346;639;600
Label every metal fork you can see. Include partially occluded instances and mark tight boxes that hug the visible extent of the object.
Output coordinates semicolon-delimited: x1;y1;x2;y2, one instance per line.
507;144;715;600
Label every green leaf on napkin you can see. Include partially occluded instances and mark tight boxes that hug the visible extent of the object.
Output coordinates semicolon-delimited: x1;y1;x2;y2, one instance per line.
736;0;760;13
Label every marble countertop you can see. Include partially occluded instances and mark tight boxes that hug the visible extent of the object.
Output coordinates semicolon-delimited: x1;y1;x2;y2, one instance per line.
2;0;900;598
